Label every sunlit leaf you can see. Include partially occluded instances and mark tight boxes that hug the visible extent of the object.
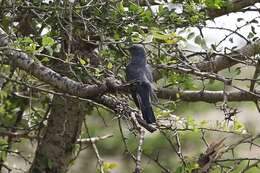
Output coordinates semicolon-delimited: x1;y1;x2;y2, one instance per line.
107;62;113;69
79;58;86;65
42;36;55;47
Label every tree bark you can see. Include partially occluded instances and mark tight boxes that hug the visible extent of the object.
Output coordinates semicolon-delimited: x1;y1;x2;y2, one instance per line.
207;0;259;18
157;88;258;103
196;40;260;72
134;0;258;19
29;96;87;173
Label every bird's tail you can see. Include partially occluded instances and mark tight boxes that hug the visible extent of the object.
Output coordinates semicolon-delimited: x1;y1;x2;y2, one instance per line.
140;105;156;124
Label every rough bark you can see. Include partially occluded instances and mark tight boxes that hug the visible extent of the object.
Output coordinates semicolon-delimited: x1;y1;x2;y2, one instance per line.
29;96;87;173
207;0;259;18
157;88;258;103
135;0;258;19
196;40;260;72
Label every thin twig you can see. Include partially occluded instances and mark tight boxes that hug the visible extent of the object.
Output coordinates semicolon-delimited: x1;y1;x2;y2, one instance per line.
134;129;145;173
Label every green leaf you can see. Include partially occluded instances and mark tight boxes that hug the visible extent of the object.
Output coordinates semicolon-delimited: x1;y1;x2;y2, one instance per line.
194;35;202;45
103;162;117;173
233;119;245;133
131;32;143;43
187;116;197;130
251;19;258;24
229;37;233;43
151;29;182;44
158;5;168;16
253;36;259;42
194;35;207;49
107;62;113;69
0;90;8;100
116;1;125;14
2;16;10;31
211;44;217;51
251;26;256;34
175;166;184;173
141;9;153;23
247;32;254;39
42;36;55;47
237;18;244;22
18;37;34;44
234;67;241;75
41;57;50;62
129;2;142;13
113;32;120;41
187;32;195;40
24;42;37;53
79;58;86;65
47;159;53;169
205;0;224;9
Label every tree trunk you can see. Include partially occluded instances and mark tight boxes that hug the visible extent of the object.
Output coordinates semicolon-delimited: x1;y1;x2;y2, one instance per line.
29;96;87;173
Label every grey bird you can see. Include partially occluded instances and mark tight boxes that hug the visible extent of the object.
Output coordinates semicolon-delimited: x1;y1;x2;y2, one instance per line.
126;45;156;124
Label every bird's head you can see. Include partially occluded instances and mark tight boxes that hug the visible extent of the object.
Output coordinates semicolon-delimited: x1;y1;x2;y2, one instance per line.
128;45;147;65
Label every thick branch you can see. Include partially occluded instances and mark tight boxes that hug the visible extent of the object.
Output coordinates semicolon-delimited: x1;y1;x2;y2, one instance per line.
196;40;260;72
134;0;258;19
157;88;258;103
207;0;259;18
154;40;260;84
0;131;35;139
0;28;107;98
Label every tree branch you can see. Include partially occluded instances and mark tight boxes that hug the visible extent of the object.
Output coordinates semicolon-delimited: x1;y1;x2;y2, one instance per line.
1;27;260;106
196;40;260;72
131;0;258;19
206;0;259;18
156;64;232;83
94;95;157;132
0;28;109;98
77;134;113;144
157;88;259;103
134;129;145;173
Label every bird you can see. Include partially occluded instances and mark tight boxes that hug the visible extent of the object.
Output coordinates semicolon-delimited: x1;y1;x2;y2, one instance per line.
125;45;156;124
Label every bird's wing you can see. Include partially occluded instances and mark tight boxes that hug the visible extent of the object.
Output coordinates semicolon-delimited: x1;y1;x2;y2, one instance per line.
142;70;159;104
135;82;156;124
126;64;144;108
126;63;142;82
145;64;153;82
